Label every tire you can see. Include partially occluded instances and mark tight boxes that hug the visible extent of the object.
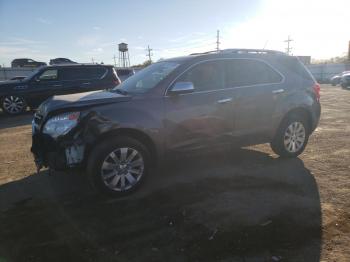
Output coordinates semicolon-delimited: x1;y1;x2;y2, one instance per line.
87;136;150;196
270;113;310;158
1;95;27;115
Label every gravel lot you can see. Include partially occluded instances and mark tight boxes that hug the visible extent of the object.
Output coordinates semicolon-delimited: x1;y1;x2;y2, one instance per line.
0;85;349;262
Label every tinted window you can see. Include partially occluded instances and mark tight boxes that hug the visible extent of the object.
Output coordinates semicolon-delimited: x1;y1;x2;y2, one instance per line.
59;67;107;80
281;57;314;81
39;69;58;80
177;60;225;92
226;59;282;87
86;67;107;79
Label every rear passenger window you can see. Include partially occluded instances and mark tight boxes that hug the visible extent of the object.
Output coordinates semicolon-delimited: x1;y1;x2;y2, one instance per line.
226;59;282;87
59;67;107;80
85;67;107;79
177;60;225;92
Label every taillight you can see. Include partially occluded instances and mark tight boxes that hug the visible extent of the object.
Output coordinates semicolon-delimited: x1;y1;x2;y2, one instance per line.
313;83;321;101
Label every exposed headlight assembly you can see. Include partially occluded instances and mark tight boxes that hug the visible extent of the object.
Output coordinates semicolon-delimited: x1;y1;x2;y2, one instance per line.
43;112;80;139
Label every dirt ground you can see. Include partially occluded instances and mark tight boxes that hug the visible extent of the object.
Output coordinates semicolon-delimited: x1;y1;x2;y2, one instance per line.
0;85;349;262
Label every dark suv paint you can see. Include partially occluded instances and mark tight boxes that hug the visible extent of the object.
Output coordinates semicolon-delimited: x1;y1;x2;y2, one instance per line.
11;58;47;68
0;64;120;115
31;49;321;196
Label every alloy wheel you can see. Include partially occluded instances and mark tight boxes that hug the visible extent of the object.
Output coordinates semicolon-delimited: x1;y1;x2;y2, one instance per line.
100;147;144;191
3;96;26;114
283;121;306;153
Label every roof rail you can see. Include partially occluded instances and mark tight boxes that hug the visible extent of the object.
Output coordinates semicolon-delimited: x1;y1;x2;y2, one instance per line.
190;50;218;55
190;48;286;56
220;48;286;55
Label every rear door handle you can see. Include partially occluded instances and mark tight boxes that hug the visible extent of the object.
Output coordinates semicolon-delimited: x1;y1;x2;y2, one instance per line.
53;84;62;87
82;82;91;85
217;98;232;104
272;89;285;94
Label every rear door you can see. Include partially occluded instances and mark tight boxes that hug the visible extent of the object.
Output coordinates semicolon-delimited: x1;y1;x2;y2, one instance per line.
82;67;110;91
164;60;235;152
225;59;284;143
59;67;108;94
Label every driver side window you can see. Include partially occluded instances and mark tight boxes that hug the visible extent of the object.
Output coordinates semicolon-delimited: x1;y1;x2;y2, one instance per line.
39;69;58;81
177;60;225;92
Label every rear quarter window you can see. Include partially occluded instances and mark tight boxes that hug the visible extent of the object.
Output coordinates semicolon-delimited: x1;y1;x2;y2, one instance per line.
278;57;314;81
225;59;283;87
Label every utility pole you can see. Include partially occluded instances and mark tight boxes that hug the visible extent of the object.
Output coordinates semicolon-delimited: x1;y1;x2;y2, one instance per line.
146;45;153;63
113;55;117;67
91;57;95;64
284;35;293;55
216;30;220;51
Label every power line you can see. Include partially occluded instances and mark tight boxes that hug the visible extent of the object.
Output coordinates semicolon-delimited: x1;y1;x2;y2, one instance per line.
146;45;153;63
216;30;220;51
284;35;293;55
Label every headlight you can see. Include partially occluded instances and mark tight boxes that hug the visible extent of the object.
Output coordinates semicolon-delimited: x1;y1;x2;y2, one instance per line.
43;112;80;139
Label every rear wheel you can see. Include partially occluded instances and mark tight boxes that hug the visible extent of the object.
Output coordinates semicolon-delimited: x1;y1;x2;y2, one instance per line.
270;114;310;158
87;136;150;196
1;95;27;115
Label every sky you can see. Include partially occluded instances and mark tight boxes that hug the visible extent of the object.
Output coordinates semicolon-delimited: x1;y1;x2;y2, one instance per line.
0;0;349;66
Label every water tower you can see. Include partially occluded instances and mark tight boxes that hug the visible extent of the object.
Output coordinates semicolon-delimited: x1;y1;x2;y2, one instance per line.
118;42;130;68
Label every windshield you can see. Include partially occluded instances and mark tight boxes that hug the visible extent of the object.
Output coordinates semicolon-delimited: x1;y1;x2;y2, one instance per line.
113;61;179;94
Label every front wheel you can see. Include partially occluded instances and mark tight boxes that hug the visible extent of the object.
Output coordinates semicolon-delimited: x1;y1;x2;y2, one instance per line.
270;114;310;158
87;136;150;196
1;95;27;115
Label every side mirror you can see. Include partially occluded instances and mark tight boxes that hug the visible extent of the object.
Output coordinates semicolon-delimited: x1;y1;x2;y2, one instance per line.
34;76;40;82
169;82;194;95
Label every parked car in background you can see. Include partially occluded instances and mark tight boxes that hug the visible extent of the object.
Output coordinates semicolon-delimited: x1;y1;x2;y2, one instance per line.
31;49;321;196
116;68;135;82
0;64;120;115
331;71;350;86
49;58;77;65
11;58;46;68
340;72;350;88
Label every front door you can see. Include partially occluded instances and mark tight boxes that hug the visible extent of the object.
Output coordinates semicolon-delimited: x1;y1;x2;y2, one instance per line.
164;60;235;152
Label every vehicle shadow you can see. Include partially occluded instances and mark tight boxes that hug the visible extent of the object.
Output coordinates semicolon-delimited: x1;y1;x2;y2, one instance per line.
0;148;321;262
0;110;33;129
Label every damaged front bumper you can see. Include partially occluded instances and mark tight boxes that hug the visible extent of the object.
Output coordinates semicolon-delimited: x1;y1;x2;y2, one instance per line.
31;121;85;171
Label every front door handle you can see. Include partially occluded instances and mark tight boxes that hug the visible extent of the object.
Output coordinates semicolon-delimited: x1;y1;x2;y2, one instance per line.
82;82;91;85
217;98;232;104
53;84;62;87
272;89;285;94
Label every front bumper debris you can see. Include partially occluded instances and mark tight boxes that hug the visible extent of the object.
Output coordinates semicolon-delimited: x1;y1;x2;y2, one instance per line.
31;132;85;171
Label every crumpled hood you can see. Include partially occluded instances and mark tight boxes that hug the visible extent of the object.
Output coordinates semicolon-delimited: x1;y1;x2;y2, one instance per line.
38;90;131;117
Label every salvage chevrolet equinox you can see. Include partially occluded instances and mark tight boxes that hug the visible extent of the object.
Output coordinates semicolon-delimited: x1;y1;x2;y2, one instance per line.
31;49;321;196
